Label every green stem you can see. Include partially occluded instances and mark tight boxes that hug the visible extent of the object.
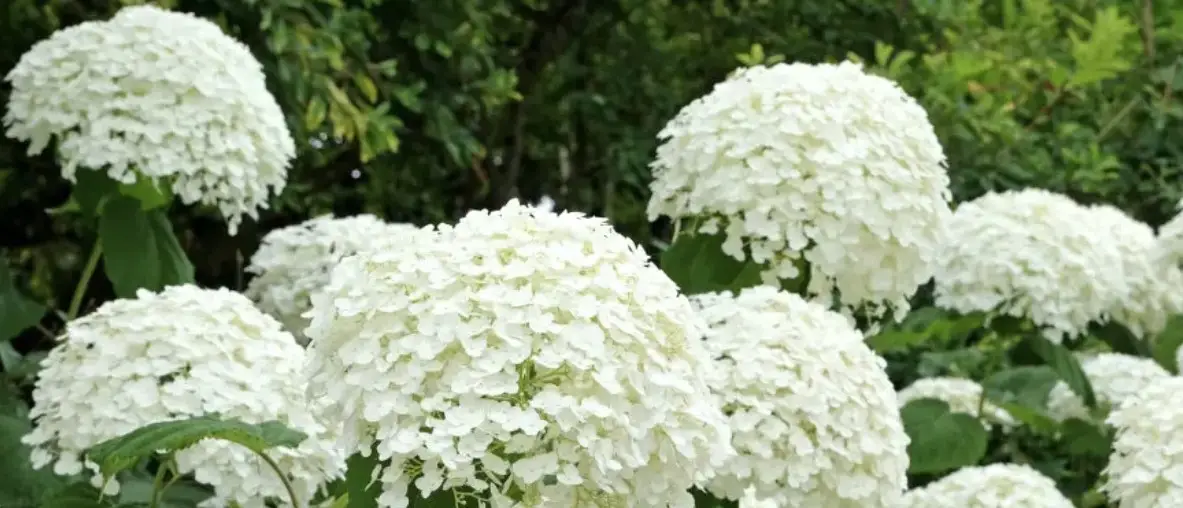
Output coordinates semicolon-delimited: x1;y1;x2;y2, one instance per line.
67;240;102;320
148;460;169;508
253;449;301;508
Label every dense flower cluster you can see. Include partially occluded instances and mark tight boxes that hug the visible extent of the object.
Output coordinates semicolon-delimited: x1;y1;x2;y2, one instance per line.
1085;204;1183;337
3;5;293;234
22;285;344;507
1104;375;1183;506
245;214;420;344
896;377;1014;430
1155;199;1183;268
647;61;951;319
1045;353;1169;422
691;286;909;507
303;200;733;507
901;463;1074;508
933;189;1128;343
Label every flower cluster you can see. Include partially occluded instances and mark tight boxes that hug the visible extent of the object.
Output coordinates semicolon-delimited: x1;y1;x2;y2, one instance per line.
303;199;733;507
22;285;344;507
245;214;420;344
896;377;1015;430
1045;352;1169;422
3;5;293;234
901;463;1074;508
1085;204;1183;338
933;188;1128;343
1104;375;1183;506
647;61;951;319
691;286;909;507
1155;199;1183;268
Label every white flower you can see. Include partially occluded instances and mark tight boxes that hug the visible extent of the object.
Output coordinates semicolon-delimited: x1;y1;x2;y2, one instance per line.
933;188;1129;343
647;61;952;319
304;199;733;508
1086;204;1183;338
901;463;1073;508
1104;376;1183;507
4;5;293;234
1154;198;1183;268
22;285;344;507
896;377;1015;430
245;214;420;344
691;286;909;507
738;487;777;508
1045;352;1169;422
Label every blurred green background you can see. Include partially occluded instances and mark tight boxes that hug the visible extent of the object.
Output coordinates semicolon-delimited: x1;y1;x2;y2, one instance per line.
3;0;1182;344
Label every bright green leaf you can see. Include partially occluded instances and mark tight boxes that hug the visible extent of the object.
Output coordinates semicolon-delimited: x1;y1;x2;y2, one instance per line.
866;330;927;353
305;97;328;130
1152;315;1183;373
85;415;306;480
98;196;195;298
345;450;381;508
901;398;988;474
353;74;378;103
1022;336;1097;407
659;232;762;295
0;262;46;343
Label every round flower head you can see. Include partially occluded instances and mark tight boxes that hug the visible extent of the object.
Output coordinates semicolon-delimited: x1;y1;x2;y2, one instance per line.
647;61;952;319
1104;376;1183;506
4;5;294;234
22;285;344;507
1045;352;1169;422
303;199;733;508
896;377;1015;430
901;463;1073;508
245;214;420;344
934;188;1128;343
691;286;909;507
1085;204;1183;338
1155;199;1183;268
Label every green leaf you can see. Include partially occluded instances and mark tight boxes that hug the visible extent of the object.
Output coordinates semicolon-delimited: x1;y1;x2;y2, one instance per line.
116;472;212;507
0;262;46;343
84;415;307;480
866;330;928;353
116;177;170;211
1152;315;1183;373
72;170;120;216
900;398;988;474
38;483;114;508
98;196;195;298
305;97;328;130
1022;336;1097;407
345;450;381;508
659;232;762;295
1059;418;1112;459
995;401;1059;434
0;412;66;507
1089;321;1149;357
981;365;1059;408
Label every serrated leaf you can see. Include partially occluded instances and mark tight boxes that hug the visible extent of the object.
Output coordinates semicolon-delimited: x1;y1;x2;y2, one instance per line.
38;483;113;508
659;232;762;295
0;262;46;343
1152;315;1183;373
345;450;381;508
1022;336;1097;407
901;398;988;474
84;415;306;480
98;196;195;298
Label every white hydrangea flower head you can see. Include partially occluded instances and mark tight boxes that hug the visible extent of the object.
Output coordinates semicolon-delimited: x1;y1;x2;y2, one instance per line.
1045;352;1169;422
690;286;909;507
245;214;420;344
647;61;952;320
896;377;1015;430
1154;198;1183;268
738;487;777;508
22;285;345;507
934;188;1128;343
3;5;294;234
1085;204;1183;338
900;463;1073;508
304;199;734;508
1105;376;1183;506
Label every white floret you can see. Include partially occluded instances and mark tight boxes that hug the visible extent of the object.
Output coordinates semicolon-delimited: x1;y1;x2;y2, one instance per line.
648;61;952;320
896;377;1015;430
901;463;1074;508
1154;198;1183;268
4;5;293;234
692;286;909;507
1104;376;1183;507
934;188;1129;343
22;285;344;507
245;214;420;344
1045;352;1169;422
304;199;734;508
